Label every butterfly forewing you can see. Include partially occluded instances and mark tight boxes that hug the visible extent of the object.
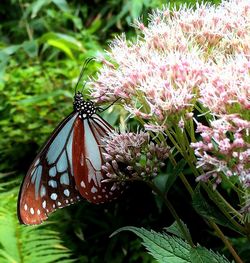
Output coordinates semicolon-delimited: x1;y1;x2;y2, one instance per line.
18;113;82;225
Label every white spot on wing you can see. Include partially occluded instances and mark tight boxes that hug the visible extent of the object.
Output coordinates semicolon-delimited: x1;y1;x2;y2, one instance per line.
48;180;57;188
64;189;70;197
50;193;58;200
42;200;46;208
49;167;56;177
40;185;46;197
30;208;34;215
60;173;69;185
80;181;86;188
24;204;28;211
91;186;97;193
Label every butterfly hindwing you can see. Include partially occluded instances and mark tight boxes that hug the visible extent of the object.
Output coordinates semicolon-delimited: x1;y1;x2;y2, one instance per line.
18;113;82;225
72;114;120;203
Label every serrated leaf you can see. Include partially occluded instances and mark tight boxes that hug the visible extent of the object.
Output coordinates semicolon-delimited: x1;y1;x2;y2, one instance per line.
190;246;230;263
112;226;231;263
164;220;191;241
112;226;191;263
192;186;239;232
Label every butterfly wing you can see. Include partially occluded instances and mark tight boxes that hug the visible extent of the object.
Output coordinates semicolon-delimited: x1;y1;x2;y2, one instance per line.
72;114;120;203
18;113;82;225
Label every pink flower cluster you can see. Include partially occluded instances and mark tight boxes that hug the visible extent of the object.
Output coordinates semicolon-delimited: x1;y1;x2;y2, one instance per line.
191;115;250;188
199;54;250;114
91;0;250;192
91;0;250;129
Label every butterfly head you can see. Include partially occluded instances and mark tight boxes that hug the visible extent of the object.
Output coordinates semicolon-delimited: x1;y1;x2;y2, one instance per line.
73;91;96;119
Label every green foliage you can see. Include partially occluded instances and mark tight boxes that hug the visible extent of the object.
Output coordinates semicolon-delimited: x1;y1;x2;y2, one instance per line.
192;186;242;233
0;188;73;263
164;220;191;241
113;226;231;263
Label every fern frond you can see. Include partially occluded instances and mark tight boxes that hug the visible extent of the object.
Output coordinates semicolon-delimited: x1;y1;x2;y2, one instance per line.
0;188;74;263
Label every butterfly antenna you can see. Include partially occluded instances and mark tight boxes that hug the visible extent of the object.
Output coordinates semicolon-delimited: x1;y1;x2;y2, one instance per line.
98;98;121;112
74;57;95;95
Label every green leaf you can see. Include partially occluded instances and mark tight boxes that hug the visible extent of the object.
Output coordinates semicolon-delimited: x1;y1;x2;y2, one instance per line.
52;0;69;12
130;0;144;20
22;40;38;58
0;59;8;83
40;32;82;49
30;0;50;18
39;32;83;58
192;186;239;232
164;220;191;241
189;246;230;263
0;45;21;56
112;226;191;263
86;19;102;34
47;39;74;58
112;226;231;263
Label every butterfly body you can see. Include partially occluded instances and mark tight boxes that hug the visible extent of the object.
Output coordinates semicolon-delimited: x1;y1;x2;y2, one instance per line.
18;91;118;225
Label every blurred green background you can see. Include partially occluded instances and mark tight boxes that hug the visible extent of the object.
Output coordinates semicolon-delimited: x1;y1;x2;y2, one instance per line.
3;1;249;263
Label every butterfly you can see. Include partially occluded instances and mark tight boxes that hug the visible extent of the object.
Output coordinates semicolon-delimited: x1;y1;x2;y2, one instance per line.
18;63;119;225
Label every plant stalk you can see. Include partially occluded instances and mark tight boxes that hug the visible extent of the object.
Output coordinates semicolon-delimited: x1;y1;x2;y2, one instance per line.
147;181;195;248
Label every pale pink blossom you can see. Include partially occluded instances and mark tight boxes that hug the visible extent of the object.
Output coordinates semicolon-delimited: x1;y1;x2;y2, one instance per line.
191;115;250;187
91;0;250;130
90;0;250;191
199;54;250;114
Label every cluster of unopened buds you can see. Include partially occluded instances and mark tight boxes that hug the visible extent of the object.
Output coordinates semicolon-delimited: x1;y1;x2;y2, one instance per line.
101;131;170;183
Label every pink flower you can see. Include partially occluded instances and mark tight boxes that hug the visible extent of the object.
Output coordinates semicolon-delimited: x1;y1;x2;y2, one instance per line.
191;115;250;187
91;0;250;131
198;54;250;114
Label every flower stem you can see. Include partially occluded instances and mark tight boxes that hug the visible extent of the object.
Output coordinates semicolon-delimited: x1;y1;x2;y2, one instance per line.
210;222;244;263
147;181;195;247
